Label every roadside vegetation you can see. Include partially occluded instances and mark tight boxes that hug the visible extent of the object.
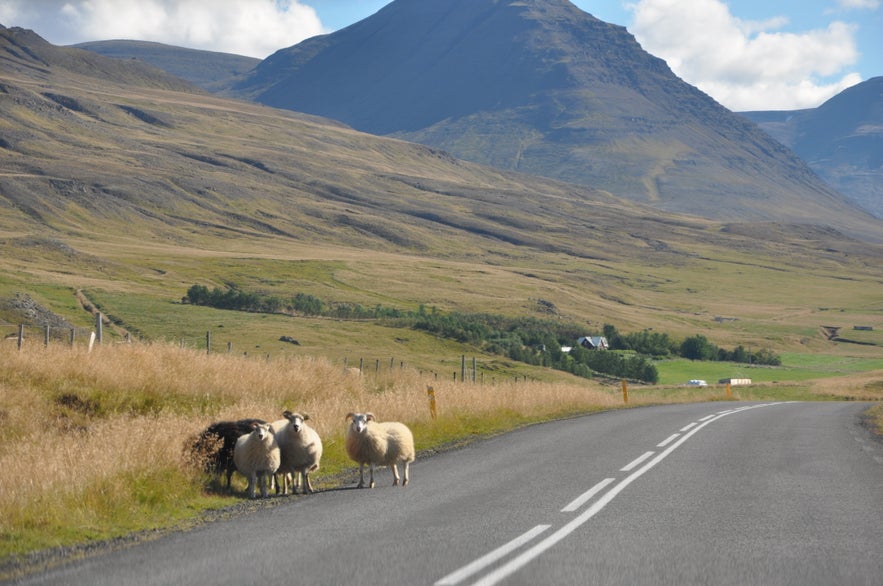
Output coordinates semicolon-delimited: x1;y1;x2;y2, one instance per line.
1;340;881;576
183;284;784;384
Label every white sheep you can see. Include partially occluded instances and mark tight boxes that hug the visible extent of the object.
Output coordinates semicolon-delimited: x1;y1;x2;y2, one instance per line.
233;421;281;498
271;410;323;495
345;412;415;488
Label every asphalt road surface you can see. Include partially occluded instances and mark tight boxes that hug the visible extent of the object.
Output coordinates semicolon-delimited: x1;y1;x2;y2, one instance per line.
9;401;883;585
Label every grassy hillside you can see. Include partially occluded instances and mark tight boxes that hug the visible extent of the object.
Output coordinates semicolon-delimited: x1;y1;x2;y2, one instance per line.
0;27;882;372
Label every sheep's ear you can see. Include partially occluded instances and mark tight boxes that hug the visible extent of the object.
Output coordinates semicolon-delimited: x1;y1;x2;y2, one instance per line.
345;412;355;421
250;421;259;429
282;410;292;418
302;413;311;421
365;412;375;421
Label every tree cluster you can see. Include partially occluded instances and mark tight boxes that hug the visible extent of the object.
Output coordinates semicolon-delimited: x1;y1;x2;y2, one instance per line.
182;284;779;383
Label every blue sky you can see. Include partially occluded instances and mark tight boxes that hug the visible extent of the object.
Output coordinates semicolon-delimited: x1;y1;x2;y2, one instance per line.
1;0;880;111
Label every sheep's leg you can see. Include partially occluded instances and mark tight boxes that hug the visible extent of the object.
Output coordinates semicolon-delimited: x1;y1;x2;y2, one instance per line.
368;463;376;489
303;471;314;494
402;461;410;486
246;473;257;499
357;463;366;488
391;463;400;486
259;472;270;498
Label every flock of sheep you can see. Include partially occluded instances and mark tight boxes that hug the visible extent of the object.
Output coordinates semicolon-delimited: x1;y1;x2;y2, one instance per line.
190;411;415;498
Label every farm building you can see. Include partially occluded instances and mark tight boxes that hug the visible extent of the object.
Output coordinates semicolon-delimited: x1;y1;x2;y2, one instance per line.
577;336;609;350
718;378;752;385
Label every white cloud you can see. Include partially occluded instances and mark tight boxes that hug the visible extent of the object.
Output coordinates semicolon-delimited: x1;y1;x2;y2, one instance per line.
836;0;880;9
629;0;862;110
2;0;325;58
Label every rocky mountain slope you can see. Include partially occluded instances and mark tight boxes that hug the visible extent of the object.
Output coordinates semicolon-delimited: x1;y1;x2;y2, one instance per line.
742;77;883;218
72;39;260;91
221;0;874;233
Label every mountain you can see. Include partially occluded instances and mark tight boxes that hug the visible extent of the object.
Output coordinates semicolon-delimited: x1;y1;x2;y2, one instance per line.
222;0;875;234
0;23;727;260
2;23;883;358
0;25;197;92
72;40;260;91
742;77;883;218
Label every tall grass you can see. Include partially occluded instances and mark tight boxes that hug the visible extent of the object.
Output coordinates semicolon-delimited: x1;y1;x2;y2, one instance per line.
0;341;617;562
1;341;880;567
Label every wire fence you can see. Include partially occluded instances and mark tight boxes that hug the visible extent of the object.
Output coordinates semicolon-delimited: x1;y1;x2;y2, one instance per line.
2;316;531;384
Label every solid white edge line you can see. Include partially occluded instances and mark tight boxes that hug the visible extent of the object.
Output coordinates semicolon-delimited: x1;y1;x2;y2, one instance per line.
657;433;680;448
561;478;616;513
620;450;655;472
468;406;776;586
434;524;551;586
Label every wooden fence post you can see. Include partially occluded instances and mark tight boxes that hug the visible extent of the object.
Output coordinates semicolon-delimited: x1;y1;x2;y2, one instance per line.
95;313;103;344
17;324;24;350
206;331;211;354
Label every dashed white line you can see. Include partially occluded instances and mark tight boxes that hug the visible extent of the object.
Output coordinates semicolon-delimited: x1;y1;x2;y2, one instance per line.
657;433;680;447
434;524;551;586
680;422;698;432
561;478;616;513
621;450;655;472
452;403;786;586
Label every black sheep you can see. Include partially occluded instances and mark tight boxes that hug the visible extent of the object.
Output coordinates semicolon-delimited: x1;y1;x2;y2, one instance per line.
191;418;267;488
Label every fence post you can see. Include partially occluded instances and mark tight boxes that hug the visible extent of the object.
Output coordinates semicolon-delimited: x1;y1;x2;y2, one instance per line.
17;324;24;350
472;357;477;382
95;313;103;344
44;324;50;347
621;379;629;403
69;328;75;346
206;331;211;354
461;355;466;382
427;386;438;419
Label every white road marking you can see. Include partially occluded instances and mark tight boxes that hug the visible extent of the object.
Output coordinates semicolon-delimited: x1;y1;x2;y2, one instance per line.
454;403;783;586
657;433;680;447
561;478;616;513
680;422;698;432
621;450;655;471
434;524;551;586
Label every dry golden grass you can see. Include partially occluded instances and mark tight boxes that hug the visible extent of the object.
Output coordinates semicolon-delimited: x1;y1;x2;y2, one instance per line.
1;341;880;567
0;341;621;561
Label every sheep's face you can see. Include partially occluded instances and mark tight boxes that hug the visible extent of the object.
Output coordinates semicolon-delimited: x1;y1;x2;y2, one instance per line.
252;423;272;440
348;413;369;434
286;413;305;432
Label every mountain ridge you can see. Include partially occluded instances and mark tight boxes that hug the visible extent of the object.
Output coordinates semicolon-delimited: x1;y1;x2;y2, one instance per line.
742;76;883;218
220;0;875;234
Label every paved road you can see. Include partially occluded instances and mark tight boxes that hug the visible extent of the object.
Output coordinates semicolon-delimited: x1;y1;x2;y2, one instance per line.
10;402;883;585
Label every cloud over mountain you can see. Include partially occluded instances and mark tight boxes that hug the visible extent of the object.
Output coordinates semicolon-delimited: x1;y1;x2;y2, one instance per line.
0;0;324;58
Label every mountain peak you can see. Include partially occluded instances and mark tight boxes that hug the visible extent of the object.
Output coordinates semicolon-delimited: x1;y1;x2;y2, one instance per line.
222;0;871;231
